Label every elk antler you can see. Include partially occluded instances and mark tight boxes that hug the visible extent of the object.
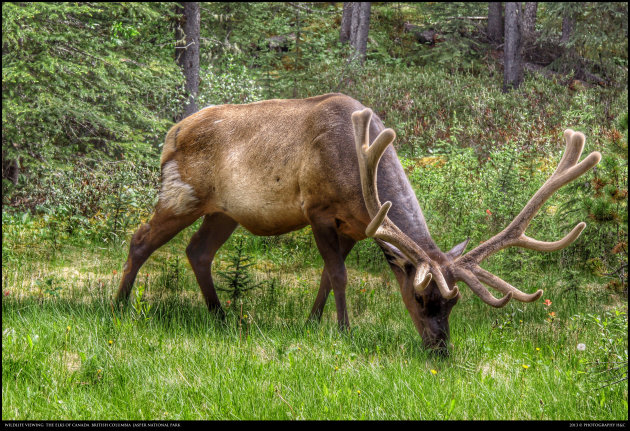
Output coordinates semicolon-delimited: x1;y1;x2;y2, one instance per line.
453;129;601;307
352;108;458;299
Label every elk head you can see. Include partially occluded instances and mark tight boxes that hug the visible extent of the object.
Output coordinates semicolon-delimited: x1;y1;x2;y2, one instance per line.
352;108;601;353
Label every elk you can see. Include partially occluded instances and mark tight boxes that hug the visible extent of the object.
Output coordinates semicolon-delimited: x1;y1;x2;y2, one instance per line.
115;93;601;353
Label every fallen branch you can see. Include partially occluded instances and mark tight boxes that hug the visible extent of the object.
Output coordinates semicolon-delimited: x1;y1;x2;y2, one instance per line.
603;263;627;278
595;376;628;391
446;16;488;20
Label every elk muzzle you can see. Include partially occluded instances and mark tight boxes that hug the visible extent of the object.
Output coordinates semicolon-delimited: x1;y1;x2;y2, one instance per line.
421;315;451;356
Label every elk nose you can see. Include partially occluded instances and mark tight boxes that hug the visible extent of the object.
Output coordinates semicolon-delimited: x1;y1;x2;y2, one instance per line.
423;337;450;357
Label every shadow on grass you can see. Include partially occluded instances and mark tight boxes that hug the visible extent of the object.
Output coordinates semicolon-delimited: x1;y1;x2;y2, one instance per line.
2;285;439;363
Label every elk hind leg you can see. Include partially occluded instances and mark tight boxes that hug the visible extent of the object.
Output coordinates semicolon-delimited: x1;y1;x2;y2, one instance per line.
116;207;202;302
186;213;238;315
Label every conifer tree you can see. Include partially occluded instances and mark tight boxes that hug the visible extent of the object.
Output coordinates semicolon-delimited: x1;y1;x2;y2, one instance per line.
216;236;264;301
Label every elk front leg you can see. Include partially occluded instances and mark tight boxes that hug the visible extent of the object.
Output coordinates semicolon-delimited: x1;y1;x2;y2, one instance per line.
185;213;238;316
116;207;202;301
308;234;355;323
310;218;351;331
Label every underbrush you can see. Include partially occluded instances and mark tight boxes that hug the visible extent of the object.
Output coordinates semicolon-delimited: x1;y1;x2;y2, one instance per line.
3;60;626;288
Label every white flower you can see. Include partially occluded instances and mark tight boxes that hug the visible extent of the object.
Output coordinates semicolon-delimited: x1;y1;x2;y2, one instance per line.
577;343;586;351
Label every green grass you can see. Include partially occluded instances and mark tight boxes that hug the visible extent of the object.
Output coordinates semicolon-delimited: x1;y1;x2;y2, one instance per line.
2;228;627;421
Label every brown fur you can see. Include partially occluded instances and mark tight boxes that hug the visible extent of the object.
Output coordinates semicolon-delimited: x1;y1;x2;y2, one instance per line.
158;93;372;237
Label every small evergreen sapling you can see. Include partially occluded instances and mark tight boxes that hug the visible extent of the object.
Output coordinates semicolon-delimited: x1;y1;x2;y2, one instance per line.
216;236;264;302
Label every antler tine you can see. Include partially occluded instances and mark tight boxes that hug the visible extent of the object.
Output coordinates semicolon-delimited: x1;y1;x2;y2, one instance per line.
352;108;457;299
514;222;586;252
452;129;600;306
463;129;601;264
473;266;543;302
555;129;585;174
453;267;513;308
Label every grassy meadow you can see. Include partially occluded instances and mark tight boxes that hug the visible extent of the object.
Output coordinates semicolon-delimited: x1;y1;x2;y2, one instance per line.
2;216;627;420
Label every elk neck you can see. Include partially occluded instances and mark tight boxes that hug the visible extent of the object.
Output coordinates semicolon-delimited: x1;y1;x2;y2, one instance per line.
373;140;446;264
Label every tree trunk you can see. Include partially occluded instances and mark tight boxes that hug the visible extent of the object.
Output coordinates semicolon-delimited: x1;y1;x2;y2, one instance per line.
487;2;503;43
2;156;19;185
340;2;371;64
175;2;200;120
503;2;523;92
561;4;577;45
559;3;579;76
352;2;371;64
340;2;354;44
522;2;537;42
293;7;301;98
561;15;574;43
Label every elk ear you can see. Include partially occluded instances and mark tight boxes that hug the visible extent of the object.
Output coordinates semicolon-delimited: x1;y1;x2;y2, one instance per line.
380;242;410;270
446;238;470;260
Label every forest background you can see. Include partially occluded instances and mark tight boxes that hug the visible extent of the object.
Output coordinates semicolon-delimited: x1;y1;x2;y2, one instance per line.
2;2;628;421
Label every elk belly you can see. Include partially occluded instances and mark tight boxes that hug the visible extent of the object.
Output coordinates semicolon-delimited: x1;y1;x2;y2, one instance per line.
217;170;307;236
222;191;307;236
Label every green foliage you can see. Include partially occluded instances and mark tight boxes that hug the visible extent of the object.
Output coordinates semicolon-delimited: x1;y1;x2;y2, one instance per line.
217;235;265;302
3;159;158;246
2;2;184;197
385;2;488;70
201;2;347;99
131;283;153;322
572;309;628;390
155;253;185;294
538;3;628;81
197;53;265;106
574;114;628;292
35;275;64;298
